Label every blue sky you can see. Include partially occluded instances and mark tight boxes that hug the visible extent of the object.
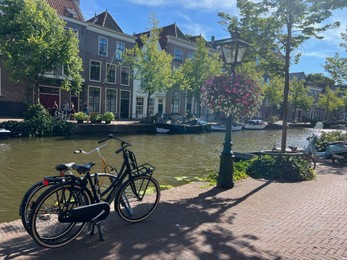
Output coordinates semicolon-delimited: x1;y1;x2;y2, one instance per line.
80;0;347;77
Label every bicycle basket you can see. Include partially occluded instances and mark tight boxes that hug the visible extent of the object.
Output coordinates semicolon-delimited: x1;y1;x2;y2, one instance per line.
130;163;155;177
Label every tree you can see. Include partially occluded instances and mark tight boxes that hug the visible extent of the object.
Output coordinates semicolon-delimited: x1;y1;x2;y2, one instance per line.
219;0;345;152
306;73;335;86
324;53;347;85
123;17;174;119
317;86;344;121
262;76;284;119
0;0;83;101
289;80;314;122
177;38;223;117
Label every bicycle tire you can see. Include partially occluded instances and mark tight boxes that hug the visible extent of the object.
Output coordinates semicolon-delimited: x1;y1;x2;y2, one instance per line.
302;154;316;169
29;183;92;248
19;181;48;235
115;175;160;223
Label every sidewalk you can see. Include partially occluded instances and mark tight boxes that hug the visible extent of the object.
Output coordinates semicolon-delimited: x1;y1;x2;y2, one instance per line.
0;161;346;259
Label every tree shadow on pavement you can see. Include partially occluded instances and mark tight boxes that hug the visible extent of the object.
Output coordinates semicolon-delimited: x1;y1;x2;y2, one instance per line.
0;180;281;260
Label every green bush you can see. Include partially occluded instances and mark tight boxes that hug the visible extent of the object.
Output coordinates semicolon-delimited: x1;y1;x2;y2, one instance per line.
1;104;73;137
247;155;315;182
315;131;346;151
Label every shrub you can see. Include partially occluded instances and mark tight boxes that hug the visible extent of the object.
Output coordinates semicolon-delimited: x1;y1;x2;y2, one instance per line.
247;155;316;182
315;131;346;151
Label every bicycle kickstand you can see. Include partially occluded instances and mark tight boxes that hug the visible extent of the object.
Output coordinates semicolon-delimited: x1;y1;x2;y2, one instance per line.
88;221;105;241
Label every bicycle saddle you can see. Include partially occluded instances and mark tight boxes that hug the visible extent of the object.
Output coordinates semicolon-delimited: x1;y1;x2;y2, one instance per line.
72;162;95;174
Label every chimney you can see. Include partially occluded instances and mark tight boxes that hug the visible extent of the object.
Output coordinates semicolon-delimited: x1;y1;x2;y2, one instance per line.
211;36;215;42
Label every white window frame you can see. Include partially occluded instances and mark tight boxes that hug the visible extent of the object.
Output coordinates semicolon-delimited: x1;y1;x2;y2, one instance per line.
116;42;125;60
89;60;101;82
136;97;144;116
105;88;117;113
105;63;116;84
174;48;183;61
120;66;130;86
88;86;101;113
98;36;108;57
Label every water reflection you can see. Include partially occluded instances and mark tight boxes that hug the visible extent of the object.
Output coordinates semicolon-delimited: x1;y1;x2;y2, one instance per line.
0;128;322;222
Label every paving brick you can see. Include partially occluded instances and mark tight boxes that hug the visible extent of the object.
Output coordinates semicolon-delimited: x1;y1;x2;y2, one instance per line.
0;161;346;259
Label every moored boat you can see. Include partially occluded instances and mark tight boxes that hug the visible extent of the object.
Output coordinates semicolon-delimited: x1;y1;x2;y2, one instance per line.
0;128;11;139
243;119;267;130
211;124;243;131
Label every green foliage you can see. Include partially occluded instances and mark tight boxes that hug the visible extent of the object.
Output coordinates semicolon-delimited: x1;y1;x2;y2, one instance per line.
89;112;102;122
315;131;346;151
122;15;174;119
289;79;314;121
247;155;316;182
74;112;89;121
317;86;344;121
203;160;251;186
102;112;115;121
0;104;73;137
176;37;223;116
0;0;83;94
324;53;347;85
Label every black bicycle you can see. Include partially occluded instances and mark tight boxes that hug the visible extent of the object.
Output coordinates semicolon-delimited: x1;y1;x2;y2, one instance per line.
28;134;160;248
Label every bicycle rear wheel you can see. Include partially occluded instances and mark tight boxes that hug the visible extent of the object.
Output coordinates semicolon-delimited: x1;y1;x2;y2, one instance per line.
19;181;48;234
29;183;92;248
115;175;160;223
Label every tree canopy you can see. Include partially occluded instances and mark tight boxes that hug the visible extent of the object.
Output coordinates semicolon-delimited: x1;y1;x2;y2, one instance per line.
176;37;223;116
123;16;174;119
219;0;346;152
0;0;83;96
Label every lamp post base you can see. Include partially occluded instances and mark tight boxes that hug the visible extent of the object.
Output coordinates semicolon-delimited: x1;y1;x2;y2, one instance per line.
217;116;234;189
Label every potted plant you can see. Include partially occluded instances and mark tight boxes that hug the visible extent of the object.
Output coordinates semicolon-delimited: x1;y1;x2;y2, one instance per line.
74;112;88;124
102;111;115;124
90;112;102;123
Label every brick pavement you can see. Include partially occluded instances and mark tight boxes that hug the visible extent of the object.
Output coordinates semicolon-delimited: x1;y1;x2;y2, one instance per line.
0;161;346;259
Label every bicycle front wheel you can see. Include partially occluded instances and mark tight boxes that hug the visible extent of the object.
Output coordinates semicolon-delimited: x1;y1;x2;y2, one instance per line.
115;176;160;223
29;183;92;248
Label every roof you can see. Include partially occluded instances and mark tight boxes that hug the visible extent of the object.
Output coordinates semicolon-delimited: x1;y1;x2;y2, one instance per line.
135;23;190;50
46;0;84;21
289;72;306;81
86;11;123;33
187;35;213;49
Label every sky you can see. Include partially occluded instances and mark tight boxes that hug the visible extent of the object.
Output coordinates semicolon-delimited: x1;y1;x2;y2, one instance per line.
80;0;347;77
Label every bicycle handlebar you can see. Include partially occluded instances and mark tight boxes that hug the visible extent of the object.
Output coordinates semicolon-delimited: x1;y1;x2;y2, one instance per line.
75;134;131;155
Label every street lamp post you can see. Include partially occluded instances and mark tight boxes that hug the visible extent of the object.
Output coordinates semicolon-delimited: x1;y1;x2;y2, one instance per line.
217;30;250;189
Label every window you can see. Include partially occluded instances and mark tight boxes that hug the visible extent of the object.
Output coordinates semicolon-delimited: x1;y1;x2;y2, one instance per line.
116;42;125;60
136;97;144;116
90;60;101;81
105;89;117;113
120;66;130;86
98;37;108;56
188;52;194;59
149;98;154;115
174;48;183;61
106;64;116;84
88;86;101;113
0;67;2;96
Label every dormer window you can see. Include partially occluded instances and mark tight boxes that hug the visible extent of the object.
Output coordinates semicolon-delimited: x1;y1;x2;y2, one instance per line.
65;7;77;18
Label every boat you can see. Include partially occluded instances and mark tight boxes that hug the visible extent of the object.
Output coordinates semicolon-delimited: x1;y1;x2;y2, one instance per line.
243;119;267;130
0;128;11;139
155;117;211;134
211;124;243;131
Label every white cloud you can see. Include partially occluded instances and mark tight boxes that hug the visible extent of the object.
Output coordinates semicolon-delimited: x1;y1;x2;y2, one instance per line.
128;0;237;12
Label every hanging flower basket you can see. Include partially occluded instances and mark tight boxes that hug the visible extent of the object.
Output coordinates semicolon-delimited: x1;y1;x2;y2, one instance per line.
200;74;261;121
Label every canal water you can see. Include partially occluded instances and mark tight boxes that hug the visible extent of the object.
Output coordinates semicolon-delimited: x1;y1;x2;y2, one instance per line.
0;128;320;223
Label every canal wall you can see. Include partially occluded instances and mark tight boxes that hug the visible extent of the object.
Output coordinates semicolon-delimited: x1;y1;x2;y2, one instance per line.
72;122;156;135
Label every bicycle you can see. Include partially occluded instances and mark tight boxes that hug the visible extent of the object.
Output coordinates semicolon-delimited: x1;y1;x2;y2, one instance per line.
28;134;160;248
19;137;117;234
